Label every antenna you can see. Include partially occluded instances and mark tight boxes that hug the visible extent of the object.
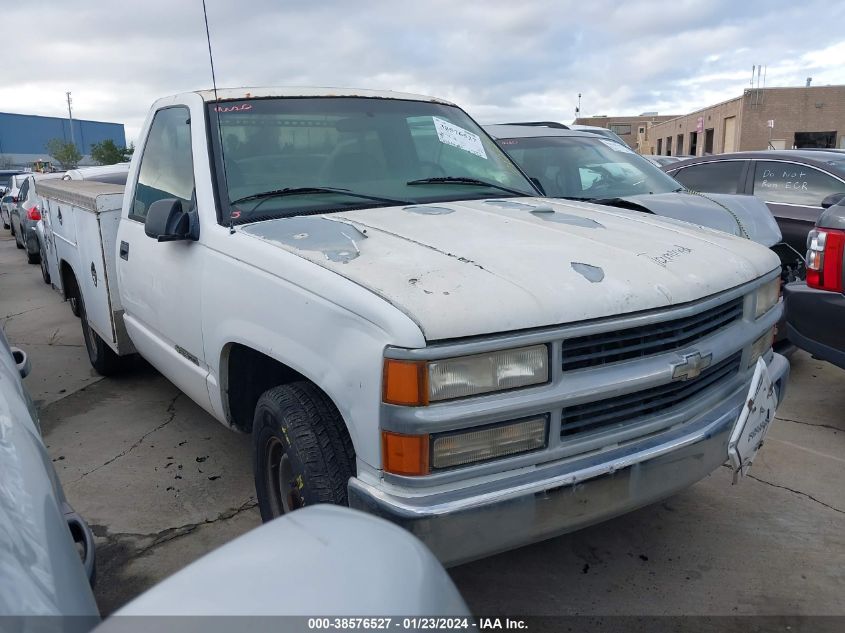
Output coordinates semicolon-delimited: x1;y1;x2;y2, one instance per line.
201;0;233;231
202;0;219;101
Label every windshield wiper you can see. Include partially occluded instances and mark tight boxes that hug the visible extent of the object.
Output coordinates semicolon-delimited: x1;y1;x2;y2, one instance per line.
231;187;412;207
405;177;533;197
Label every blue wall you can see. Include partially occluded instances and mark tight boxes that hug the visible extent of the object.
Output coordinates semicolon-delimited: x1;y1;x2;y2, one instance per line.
0;112;126;156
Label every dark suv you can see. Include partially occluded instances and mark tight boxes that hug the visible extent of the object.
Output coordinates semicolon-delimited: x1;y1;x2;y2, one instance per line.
664;151;845;280
784;199;845;370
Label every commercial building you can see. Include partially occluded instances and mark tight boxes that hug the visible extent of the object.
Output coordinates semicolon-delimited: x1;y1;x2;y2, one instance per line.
573;113;679;150
0;111;126;168
644;85;845;157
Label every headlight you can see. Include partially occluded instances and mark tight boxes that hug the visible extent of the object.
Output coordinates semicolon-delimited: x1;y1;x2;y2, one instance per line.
748;327;775;368
383;345;549;406
431;416;548;469
380;416;548;475
754;277;780;319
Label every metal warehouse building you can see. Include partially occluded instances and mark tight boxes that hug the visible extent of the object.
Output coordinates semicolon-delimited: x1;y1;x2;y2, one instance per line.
0;111;126;169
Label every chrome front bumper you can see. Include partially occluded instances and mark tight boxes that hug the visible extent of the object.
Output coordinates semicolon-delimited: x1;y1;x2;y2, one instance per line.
349;352;790;566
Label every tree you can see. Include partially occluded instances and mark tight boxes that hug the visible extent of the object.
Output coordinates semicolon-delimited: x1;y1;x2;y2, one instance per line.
91;139;133;165
46;139;81;169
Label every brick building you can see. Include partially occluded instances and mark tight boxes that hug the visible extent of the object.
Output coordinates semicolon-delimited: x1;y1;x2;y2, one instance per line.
643;85;845;157
573;113;678;150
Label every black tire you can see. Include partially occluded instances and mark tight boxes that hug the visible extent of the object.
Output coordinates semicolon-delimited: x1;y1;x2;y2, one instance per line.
14;224;24;249
252;382;355;522
26;247;40;265
39;245;50;284
78;295;123;376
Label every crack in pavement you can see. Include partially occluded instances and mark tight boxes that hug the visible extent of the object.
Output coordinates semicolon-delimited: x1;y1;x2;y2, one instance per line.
725;465;845;515
67;393;182;485
106;499;259;559
777;416;841;433
2;305;46;320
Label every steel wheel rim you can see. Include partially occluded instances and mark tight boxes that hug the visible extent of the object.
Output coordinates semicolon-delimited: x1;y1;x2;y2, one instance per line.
264;433;302;517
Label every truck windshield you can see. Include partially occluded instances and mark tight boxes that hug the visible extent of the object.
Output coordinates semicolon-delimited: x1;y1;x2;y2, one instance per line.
496;135;682;200
208;97;537;225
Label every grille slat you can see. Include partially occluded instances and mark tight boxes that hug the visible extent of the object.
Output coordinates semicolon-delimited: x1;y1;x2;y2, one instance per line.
561;353;742;438
561;298;743;371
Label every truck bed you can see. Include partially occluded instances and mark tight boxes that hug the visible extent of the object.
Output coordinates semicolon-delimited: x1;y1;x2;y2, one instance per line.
35;179;134;356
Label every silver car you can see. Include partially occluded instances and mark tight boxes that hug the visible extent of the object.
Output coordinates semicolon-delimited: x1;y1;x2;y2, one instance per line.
10;173;63;264
0;327;98;618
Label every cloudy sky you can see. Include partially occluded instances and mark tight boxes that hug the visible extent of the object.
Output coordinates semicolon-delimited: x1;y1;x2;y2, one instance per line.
4;0;845;143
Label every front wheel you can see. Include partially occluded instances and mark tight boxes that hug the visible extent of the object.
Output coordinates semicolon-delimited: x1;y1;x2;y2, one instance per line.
252;382;355;521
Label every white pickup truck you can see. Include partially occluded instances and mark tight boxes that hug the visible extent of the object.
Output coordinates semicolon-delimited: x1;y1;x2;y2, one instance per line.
36;87;789;565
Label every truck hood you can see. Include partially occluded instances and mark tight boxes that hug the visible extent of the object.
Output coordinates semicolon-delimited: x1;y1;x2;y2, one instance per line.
240;197;780;341
599;191;783;248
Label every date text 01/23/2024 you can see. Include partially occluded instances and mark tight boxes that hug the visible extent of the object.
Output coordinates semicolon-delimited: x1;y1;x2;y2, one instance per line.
306;618;527;630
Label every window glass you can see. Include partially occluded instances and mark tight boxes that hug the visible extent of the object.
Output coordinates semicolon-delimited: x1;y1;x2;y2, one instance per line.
753;161;845;206
210;97;535;225
610;124;631;135
672;161;744;193
17;178;30;201
496;135;680;199
131;107;194;221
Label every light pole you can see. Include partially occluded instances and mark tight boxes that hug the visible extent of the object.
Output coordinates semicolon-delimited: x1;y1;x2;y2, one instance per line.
66;91;75;146
575;93;581;120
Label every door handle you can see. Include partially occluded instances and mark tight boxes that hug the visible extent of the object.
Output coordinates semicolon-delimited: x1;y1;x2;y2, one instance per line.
57;207;63;224
119;241;129;261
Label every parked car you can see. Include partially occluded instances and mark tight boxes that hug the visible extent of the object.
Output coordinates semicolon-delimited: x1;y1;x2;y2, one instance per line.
486;125;782;248
784;198;845;369
98;505;468;621
570;124;628;145
663;150;845;279
38;87;788;566
0;327;98;618
645;155;684;167
10;172;63;263
1;172;31;230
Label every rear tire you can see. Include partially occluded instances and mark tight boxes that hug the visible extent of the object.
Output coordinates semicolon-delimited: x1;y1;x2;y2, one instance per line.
26;247;40;265
78;295;123;376
39;245;50;284
14;224;23;249
252;382;355;522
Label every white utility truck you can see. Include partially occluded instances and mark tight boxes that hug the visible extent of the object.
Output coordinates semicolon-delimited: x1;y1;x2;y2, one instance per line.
36;88;788;565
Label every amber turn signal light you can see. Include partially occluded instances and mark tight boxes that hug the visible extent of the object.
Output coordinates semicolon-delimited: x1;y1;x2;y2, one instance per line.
382;359;428;406
382;431;430;476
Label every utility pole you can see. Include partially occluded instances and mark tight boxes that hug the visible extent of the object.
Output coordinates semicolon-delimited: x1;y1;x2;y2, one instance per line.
575;93;581;120
66;91;75;146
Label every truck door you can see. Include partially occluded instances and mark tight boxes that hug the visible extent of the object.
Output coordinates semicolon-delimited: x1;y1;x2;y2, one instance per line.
116;106;211;411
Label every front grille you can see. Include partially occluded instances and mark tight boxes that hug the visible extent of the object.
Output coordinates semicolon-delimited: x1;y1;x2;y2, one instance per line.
560;352;742;438
561;297;743;371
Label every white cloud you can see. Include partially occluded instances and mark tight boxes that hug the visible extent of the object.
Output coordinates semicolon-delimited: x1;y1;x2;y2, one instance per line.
3;0;844;143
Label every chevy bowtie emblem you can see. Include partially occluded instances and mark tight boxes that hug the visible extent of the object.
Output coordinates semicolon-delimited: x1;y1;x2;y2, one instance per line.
671;351;712;381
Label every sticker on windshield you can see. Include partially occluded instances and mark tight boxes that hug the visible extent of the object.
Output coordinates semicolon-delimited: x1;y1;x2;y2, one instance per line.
433;117;487;159
599;138;635;154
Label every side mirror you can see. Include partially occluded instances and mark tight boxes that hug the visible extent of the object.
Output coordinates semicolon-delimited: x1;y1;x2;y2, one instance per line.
821;192;845;209
144;198;198;242
11;347;31;379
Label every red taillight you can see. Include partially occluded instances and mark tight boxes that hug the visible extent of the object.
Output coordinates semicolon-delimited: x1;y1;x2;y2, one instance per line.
26;207;41;221
806;228;845;292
